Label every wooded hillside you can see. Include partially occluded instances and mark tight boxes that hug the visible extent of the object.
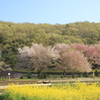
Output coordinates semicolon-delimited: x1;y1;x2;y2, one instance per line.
0;21;100;67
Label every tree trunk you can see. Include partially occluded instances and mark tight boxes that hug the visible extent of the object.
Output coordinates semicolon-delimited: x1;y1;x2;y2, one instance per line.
72;73;75;78
63;70;66;77
37;70;42;79
95;70;98;77
92;70;95;78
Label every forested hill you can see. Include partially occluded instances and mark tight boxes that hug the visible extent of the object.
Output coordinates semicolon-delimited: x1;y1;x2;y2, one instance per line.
0;21;100;67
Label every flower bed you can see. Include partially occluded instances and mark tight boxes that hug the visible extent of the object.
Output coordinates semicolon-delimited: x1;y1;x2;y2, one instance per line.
2;82;100;100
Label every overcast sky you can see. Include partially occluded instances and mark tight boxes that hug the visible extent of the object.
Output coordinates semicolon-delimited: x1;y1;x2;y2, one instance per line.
0;0;100;24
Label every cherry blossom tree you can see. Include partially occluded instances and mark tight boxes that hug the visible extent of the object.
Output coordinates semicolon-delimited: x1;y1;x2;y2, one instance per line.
71;43;89;54
54;43;71;54
90;44;100;69
60;50;92;78
71;43;100;70
93;43;100;61
17;43;59;78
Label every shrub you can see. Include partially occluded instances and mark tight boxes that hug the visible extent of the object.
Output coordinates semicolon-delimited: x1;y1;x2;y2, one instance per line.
26;72;32;79
40;72;48;79
20;75;25;79
60;74;64;78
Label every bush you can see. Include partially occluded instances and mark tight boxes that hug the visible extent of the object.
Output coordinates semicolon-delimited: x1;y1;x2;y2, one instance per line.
0;94;10;100
26;72;32;79
20;75;25;79
60;74;64;78
79;73;83;78
40;72;48;79
0;95;4;100
47;74;51;79
53;75;58;79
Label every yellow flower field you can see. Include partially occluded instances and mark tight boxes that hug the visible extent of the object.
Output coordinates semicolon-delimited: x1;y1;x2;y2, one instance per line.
5;82;100;100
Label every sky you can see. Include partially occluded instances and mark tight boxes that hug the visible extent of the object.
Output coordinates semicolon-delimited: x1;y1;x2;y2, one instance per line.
0;0;100;24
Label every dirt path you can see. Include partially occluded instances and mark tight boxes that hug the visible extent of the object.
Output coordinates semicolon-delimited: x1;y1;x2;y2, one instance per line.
50;78;100;82
0;78;100;89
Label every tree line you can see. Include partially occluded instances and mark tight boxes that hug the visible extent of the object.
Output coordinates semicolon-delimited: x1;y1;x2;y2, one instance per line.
16;43;100;78
0;21;100;71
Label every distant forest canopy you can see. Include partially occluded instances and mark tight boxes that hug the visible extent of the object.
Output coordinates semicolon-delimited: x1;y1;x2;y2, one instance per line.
0;21;100;67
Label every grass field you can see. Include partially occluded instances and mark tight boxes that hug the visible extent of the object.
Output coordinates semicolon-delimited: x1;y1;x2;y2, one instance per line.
0;82;100;100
